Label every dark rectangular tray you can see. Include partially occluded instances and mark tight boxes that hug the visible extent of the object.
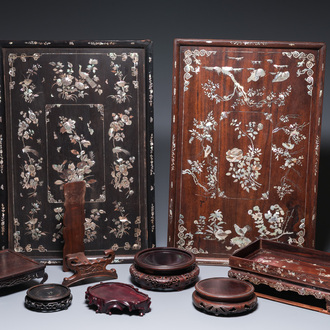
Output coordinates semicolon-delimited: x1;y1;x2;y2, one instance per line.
0;249;47;287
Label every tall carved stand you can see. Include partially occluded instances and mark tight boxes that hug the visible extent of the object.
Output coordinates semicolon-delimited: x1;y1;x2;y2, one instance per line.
62;181;117;286
62;181;86;272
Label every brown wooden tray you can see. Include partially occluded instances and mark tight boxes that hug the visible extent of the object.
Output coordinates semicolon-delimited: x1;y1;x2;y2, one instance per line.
168;39;326;264
0;40;155;263
228;239;330;314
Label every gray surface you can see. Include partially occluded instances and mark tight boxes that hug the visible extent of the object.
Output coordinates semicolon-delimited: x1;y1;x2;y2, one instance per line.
0;0;329;252
0;264;329;330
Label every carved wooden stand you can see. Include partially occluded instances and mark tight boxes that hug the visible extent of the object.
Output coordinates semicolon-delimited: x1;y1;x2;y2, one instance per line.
229;269;330;315
61;181;117;286
62;250;117;287
192;277;257;316
85;282;151;316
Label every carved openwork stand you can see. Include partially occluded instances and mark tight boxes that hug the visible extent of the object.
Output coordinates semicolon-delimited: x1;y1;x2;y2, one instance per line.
25;283;72;312
228;239;330;314
62;250;117;287
192;277;257;316
62;181;117;286
130;247;199;291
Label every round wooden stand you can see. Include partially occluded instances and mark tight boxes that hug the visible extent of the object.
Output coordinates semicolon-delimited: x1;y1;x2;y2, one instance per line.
25;283;72;312
130;247;199;291
192;277;257;316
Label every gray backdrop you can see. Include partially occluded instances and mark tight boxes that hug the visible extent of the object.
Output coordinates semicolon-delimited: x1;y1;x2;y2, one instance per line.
0;0;329;251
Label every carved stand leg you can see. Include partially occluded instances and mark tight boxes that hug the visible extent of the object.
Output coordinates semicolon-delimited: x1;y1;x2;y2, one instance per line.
62;181;86;272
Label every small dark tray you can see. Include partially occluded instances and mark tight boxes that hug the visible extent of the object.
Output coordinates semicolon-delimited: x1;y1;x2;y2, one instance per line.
25;283;72;312
134;247;195;275
85;282;151;316
0;249;47;288
193;277;257;316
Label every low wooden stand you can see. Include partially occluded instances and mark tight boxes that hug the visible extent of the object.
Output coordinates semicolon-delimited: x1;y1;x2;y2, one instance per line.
62;250;117;287
192;277;257;316
25;283;72;312
228;269;330;314
85;282;151;316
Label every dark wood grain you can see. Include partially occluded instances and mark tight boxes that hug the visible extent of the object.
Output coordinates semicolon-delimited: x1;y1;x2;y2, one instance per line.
85;282;151;316
193;277;257;316
62;181;86;271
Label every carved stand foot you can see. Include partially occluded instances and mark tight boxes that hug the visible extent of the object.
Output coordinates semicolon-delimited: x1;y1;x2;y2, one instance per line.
62;249;117;287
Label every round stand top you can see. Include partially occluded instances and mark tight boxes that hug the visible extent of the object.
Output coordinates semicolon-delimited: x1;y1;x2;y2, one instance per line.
195;277;255;303
26;283;71;302
134;247;195;275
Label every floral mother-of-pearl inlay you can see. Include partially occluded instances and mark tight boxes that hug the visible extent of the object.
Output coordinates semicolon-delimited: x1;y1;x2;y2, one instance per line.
183;49;217;92
272;114;308;200
225;119;264;193
50;59;103;101
202;66;292;109
6;45;151;257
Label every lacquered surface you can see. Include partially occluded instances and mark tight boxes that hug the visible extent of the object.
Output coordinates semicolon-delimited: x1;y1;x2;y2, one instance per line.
0;40;155;263
87;282;149;304
27;284;71;302
195;277;255;302
0;249;45;279
134;247;195;275
130;263;199;291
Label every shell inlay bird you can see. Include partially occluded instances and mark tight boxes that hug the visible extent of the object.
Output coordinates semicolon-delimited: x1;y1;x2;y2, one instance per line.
79;65;97;88
247;68;266;82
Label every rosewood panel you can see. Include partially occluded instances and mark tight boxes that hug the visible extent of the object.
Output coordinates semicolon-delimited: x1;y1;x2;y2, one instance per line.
168;39;326;263
0;40;155;262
